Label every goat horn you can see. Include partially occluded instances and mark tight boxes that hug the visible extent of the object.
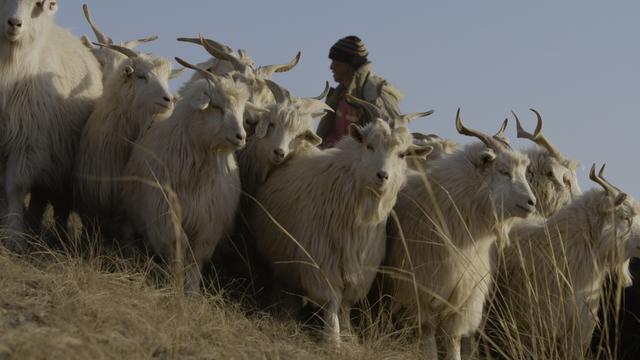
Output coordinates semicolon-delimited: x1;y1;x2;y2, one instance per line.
514;109;563;160
92;42;138;58
312;81;330;100
401;110;435;124
492;118;512;148
589;163;619;197
177;36;233;54
197;34;246;72
456;108;500;149
122;35;159;49
264;79;291;103
82;4;112;45
345;94;382;123
259;51;302;76
174;57;217;84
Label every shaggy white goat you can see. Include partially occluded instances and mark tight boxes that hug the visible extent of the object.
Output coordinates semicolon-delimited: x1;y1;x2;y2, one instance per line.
512;109;582;217
74;44;175;233
121;58;268;293
386;110;537;360
249;96;433;343
0;0;103;251
488;165;640;358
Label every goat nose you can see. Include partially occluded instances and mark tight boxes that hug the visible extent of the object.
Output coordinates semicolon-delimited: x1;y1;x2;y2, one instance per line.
273;148;285;159
377;171;389;182
528;198;537;207
8;18;22;28
235;133;245;141
163;96;173;103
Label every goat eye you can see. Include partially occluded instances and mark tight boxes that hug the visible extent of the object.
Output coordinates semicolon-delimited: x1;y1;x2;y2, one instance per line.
366;145;374;151
399;152;406;159
35;1;44;8
268;122;275;128
500;170;511;178
546;171;554;177
136;74;147;81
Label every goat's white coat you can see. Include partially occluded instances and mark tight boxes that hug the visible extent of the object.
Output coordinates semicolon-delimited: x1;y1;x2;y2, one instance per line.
121;76;253;293
387;139;535;360
493;188;640;356
75;52;174;224
0;0;102;250
250;119;424;341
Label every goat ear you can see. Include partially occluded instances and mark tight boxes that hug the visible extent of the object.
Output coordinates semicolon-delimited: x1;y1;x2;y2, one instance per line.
254;118;269;139
405;145;433;159
349;123;365;144
81;35;94;50
169;68;185;80
298;129;322;147
121;65;135;79
474;148;497;167
190;93;210;111
620;259;634;287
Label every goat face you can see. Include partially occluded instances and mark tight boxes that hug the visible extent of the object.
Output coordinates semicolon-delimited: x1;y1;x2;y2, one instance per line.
0;0;56;45
599;196;640;261
252;100;324;165
349;120;431;196
117;55;174;119
528;152;582;216
232;71;275;132
186;78;267;151
471;143;537;219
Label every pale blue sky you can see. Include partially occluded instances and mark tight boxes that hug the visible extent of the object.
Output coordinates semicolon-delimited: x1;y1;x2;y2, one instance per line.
58;1;639;197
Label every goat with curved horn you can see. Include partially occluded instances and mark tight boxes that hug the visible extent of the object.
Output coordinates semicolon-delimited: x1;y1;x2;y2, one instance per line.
92;42;138;59
513;109;564;160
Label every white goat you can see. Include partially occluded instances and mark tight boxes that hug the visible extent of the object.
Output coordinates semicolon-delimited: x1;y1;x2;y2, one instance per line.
74;44;175;233
121;58;268;293
489;165;640;358
386;110;536;360
0;0;102;251
512;109;582;217
218;80;330;292
237;80;331;196
249;96;433;343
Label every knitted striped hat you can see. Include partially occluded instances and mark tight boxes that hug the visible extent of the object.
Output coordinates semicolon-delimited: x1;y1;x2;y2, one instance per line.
329;35;368;68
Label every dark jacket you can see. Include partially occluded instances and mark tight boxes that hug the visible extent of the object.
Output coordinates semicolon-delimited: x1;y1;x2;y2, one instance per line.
316;63;404;141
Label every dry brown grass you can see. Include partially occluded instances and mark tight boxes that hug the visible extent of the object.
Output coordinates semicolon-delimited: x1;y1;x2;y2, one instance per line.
0;233;425;360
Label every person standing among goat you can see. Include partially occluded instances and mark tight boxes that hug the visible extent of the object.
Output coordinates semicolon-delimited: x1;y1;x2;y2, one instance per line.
317;35;404;148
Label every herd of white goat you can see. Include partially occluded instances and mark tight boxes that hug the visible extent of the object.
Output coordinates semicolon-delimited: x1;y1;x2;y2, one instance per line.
0;2;638;359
